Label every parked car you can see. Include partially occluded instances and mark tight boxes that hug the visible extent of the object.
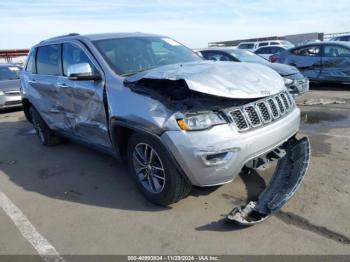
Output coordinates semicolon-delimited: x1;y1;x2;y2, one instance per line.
273;42;350;83
198;48;309;96
237;40;293;52
330;35;350;42
0;64;22;110
254;45;288;60
21;33;310;225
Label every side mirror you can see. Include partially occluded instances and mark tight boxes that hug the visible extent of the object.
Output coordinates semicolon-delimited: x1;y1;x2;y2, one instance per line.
67;63;100;81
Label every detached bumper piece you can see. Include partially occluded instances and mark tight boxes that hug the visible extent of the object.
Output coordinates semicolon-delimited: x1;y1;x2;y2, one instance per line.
227;136;311;226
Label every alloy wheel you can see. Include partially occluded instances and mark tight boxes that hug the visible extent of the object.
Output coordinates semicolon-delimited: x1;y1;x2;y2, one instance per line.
132;143;166;194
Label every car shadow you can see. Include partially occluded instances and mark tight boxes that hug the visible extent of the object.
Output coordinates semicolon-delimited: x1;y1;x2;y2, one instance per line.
195;169;268;232
0;118;173;212
0;107;23;114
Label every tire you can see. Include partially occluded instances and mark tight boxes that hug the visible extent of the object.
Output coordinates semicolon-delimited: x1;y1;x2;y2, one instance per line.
127;132;192;206
29;106;64;146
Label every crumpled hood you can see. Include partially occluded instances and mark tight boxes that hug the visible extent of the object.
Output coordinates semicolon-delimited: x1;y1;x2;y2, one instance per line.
0;79;20;92
266;62;299;76
126;61;285;99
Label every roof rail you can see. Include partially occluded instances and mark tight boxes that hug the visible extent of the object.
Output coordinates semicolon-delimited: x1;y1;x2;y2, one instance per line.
40;33;80;43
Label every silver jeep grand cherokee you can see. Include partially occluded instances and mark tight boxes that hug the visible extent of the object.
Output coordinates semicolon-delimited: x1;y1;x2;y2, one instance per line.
21;33;310;225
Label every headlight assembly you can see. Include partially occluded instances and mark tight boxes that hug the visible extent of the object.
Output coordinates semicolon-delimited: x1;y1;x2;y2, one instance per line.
283;77;294;86
177;112;227;131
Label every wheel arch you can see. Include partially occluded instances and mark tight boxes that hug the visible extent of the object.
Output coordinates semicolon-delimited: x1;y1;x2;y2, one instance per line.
22;98;33;123
109;118;191;184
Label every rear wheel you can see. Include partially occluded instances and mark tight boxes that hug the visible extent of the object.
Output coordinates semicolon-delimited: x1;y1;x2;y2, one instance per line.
127;132;191;206
29;107;64;146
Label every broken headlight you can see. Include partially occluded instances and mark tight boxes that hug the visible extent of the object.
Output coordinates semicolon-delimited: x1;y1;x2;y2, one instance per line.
177;112;226;131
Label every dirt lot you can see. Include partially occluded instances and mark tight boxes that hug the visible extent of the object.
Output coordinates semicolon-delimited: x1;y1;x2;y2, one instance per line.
0;84;350;256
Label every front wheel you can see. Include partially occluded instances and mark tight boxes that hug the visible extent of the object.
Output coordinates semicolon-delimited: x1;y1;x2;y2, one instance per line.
127;133;191;206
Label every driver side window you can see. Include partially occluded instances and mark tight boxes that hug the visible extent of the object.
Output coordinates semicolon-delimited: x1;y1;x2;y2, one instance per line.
62;43;95;76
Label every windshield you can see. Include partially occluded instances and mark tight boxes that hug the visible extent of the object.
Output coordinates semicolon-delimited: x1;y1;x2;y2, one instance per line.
93;37;201;76
0;66;20;81
226;49;269;64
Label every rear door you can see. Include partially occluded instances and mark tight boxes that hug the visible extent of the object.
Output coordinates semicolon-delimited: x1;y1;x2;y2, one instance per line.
287;45;322;80
30;44;66;130
57;41;111;149
320;44;350;82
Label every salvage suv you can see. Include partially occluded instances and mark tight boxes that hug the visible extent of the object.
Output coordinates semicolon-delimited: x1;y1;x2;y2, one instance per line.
21;33;310;225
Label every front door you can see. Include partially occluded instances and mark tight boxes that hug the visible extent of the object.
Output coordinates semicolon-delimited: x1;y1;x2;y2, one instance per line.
57;41;111;149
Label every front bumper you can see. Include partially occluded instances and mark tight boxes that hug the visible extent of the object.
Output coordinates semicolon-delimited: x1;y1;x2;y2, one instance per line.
161;107;301;186
227;136;311;225
0;93;22;109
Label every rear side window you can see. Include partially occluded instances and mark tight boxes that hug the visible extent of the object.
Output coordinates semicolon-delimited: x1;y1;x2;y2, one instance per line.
36;45;60;75
292;46;320;56
62;43;95;76
338;36;350;41
25;50;36;73
258;42;268;47
201;51;233;61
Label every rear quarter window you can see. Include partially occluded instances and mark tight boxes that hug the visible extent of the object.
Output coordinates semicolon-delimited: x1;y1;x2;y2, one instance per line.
25;50;36;73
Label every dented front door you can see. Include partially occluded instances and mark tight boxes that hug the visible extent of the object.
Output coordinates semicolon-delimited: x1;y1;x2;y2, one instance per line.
57;42;111;149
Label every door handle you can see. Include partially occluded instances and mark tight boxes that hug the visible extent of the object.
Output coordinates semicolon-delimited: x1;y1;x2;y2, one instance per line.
28;80;36;84
57;83;69;88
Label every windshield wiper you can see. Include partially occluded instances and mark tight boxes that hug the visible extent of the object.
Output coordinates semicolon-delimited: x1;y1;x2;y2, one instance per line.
121;65;160;77
121;68;149;77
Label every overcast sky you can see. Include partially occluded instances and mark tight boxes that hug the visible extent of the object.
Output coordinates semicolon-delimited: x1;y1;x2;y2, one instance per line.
1;0;349;49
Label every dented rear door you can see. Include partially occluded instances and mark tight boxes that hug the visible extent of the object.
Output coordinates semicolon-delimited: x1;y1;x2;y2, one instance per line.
57;42;112;149
33;44;66;130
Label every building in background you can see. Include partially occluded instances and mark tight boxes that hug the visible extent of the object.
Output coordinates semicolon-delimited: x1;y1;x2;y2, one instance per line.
209;32;325;47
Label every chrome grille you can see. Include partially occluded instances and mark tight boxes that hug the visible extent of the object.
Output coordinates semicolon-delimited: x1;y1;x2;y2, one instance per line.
230;110;249;130
256;102;271;123
267;99;279;118
228;91;295;132
285;91;293;106
280;93;290;110
275;96;285;114
244;106;262;127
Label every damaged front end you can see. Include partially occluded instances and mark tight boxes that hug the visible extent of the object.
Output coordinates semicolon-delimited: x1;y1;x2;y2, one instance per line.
227;136;311;226
122;61;310;224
